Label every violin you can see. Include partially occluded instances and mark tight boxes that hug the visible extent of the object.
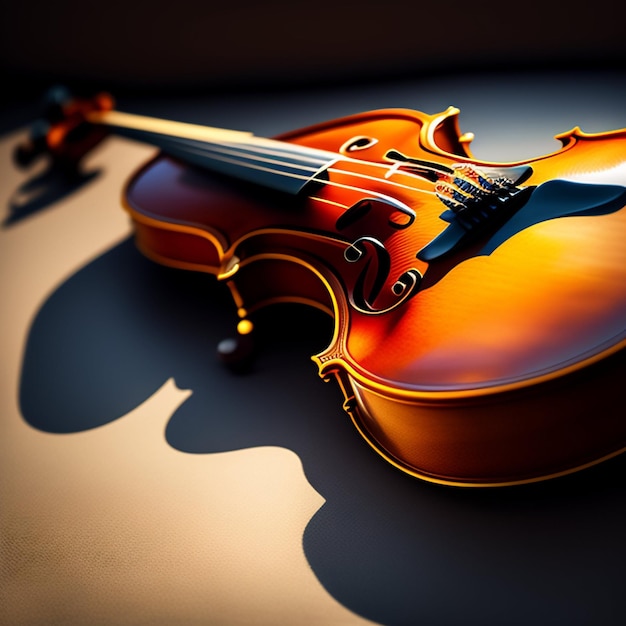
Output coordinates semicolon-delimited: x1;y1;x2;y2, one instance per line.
15;87;626;487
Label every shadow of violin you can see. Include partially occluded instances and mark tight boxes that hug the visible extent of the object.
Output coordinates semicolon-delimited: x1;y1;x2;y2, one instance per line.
19;232;626;626
3;163;100;228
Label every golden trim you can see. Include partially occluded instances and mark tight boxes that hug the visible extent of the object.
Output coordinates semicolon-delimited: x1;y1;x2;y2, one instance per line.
133;239;221;276
351;410;626;487
217;256;240;280
555;125;626;145
319;336;626;403
236;294;335;319
233;252;342;321
124;203;227;255
421;106;460;152
407;106;626;166
343;371;626;487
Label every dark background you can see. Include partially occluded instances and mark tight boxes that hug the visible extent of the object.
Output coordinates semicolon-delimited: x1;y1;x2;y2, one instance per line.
2;0;626;115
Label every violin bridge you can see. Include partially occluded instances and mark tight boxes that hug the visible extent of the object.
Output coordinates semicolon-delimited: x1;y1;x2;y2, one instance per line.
417;164;534;262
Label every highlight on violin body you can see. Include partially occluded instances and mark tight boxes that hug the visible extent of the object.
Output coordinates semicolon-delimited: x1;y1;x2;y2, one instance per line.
15;86;626;486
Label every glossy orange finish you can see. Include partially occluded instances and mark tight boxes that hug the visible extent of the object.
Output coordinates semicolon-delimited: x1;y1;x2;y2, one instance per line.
119;107;626;485
24;97;626;485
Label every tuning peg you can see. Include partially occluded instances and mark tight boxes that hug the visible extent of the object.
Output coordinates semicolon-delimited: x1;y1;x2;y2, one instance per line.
13;87;71;169
42;85;73;123
13;119;50;168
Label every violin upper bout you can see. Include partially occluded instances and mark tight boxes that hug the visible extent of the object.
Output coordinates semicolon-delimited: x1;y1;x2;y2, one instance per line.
418;106;475;159
276;106;476;161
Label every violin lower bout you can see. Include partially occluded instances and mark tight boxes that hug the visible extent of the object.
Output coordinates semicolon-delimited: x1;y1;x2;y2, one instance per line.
326;349;626;486
128;210;626;487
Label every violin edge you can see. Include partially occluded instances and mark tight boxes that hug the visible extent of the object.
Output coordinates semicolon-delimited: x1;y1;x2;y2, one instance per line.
112;107;626;488
332;347;626;487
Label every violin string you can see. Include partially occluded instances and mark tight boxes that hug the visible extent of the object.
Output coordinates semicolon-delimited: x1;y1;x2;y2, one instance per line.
152;135;439;201
247;139;450;181
223;135;431;177
163;140;334;173
306;196;349;209
93;113;440;202
206;133;442;195
159;140;441;214
327;166;437;196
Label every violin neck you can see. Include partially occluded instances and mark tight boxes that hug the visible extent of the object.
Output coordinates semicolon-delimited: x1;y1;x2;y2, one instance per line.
86;109;337;196
87;110;253;144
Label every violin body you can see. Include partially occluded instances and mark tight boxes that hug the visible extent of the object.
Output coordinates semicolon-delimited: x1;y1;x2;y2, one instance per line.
18;93;626;486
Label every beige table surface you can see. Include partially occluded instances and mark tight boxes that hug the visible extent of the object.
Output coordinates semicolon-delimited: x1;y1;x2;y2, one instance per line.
0;129;380;625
